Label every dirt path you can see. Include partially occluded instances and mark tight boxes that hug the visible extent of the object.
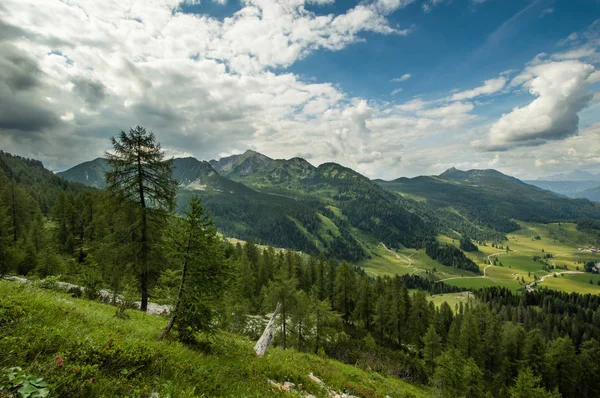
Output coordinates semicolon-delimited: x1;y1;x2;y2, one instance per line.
525;271;584;292
377;242;425;275
3;276;172;315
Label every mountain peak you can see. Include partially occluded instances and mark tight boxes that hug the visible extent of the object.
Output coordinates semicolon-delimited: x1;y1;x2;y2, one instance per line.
439;167;516;182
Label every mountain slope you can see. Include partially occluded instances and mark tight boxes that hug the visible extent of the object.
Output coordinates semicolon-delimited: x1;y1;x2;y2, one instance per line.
580;186;600;202
0;150;89;213
57;158;109;188
378;168;600;233
209;150;284;181
56;155;369;260
211;153;436;249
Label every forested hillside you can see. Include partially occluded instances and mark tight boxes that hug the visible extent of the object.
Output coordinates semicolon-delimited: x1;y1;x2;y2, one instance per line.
60;152;439;261
377;168;600;233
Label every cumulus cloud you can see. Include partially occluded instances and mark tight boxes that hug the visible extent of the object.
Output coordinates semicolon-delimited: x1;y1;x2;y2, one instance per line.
0;0;597;179
479;60;595;151
0;0;417;171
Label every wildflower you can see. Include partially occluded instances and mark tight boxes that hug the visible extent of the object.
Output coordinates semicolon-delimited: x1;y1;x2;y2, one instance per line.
55;354;64;367
34;361;38;365
72;368;78;373
89;378;93;383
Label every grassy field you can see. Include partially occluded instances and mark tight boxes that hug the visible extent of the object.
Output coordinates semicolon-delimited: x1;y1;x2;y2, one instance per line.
361;222;600;296
443;222;600;293
359;245;478;279
0;281;427;398
427;292;473;311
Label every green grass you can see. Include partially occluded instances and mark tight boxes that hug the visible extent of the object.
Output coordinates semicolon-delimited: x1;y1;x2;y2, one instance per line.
427;292;472;311
541;273;600;294
359;245;478;279
432;222;600;293
0;281;427;398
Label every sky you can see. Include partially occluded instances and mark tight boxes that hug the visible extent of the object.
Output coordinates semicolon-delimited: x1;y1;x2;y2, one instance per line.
1;0;599;180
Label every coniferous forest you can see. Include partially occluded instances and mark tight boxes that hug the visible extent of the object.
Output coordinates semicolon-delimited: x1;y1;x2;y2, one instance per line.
1;129;600;398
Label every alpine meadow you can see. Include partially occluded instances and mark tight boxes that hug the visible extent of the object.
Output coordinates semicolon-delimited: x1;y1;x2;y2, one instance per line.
2;1;600;398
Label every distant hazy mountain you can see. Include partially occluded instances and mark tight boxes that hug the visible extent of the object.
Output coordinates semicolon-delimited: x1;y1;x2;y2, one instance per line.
539;170;600;182
57;158;109;188
524;180;600;199
526;169;600;199
580;186;600;202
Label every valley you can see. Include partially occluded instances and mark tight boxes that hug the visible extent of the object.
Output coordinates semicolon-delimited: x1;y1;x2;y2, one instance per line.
57;150;600;295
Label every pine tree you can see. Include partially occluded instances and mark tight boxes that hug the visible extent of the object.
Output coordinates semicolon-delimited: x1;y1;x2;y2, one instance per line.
409;290;431;347
353;274;373;332
310;286;340;354
523;329;546;377
509;367;560;398
105;126;177;311
422;324;442;375
334;262;356;324
265;267;298;349
0;202;13;276
159;196;226;341
578;338;600;397
459;310;482;365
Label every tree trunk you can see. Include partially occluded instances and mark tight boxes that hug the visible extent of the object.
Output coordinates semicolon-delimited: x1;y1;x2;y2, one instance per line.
140;208;149;312
11;182;17;242
254;302;281;357
282;299;287;350
159;238;192;340
137;150;149;312
315;310;320;354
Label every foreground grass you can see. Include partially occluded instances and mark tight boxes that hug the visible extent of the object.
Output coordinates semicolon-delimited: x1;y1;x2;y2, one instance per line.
0;281;427;398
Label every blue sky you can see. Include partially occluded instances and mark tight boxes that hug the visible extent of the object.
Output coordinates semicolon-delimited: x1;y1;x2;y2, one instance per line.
0;0;599;179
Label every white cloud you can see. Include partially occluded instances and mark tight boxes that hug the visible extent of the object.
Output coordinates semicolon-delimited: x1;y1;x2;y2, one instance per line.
540;8;554;18
390;88;403;95
391;73;411;82
418;101;474;118
449;76;506;101
396;98;427;112
480;60;595;151
0;0;417;172
552;47;596;61
0;0;598;180
422;0;448;13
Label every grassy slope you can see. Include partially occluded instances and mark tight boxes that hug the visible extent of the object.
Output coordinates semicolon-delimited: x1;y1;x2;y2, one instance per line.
0;282;427;398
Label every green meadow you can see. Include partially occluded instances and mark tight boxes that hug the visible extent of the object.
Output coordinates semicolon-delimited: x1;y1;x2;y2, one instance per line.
362;222;600;295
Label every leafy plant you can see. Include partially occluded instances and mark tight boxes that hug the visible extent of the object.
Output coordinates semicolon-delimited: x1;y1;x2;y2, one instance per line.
0;367;49;398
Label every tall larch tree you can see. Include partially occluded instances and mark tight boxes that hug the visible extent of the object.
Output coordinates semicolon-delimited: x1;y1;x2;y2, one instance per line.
105;126;178;311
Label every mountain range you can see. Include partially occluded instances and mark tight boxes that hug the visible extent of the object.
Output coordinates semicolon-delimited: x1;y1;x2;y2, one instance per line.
57;150;600;261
